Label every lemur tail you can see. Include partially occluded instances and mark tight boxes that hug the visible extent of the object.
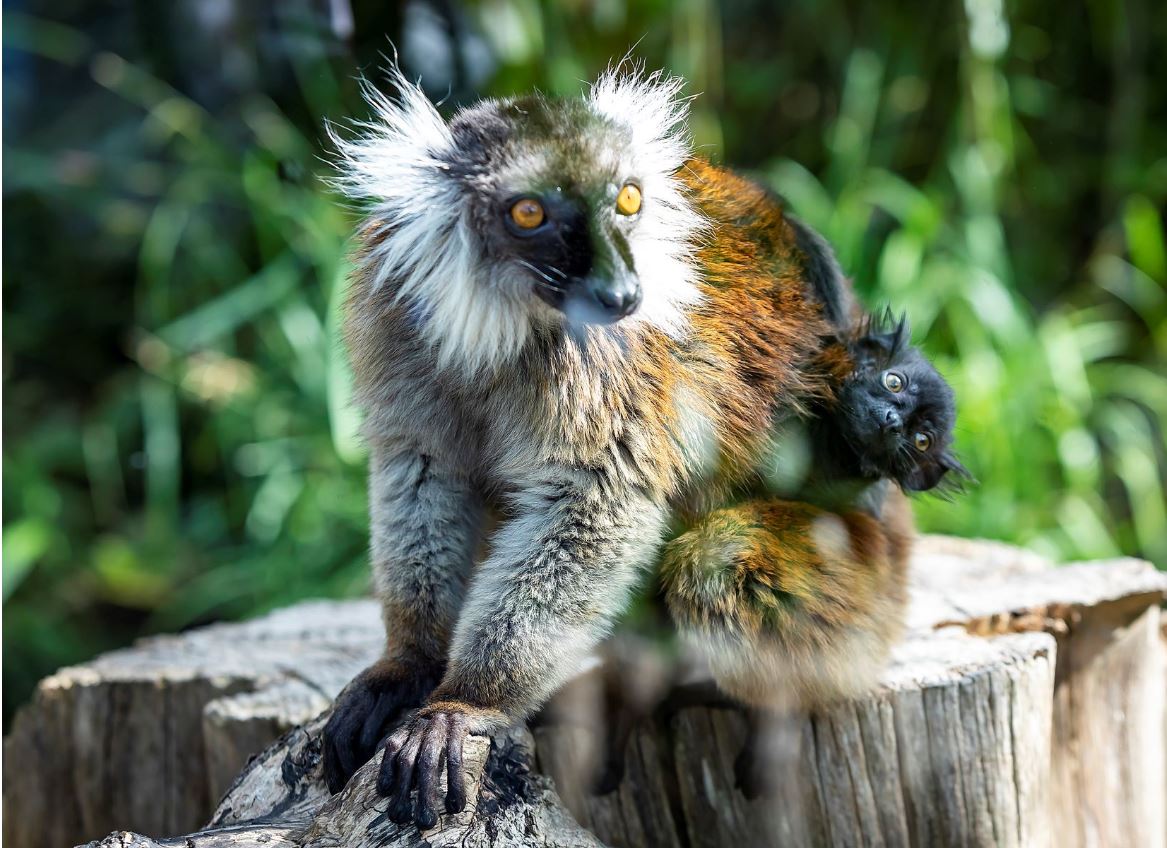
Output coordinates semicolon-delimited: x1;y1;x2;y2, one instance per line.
659;492;913;711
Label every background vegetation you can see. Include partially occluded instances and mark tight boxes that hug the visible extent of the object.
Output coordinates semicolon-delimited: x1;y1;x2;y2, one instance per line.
4;0;1165;722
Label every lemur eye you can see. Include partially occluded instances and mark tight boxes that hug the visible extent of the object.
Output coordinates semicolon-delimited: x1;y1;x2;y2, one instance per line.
913;432;932;452
882;371;905;393
616;183;642;216
510;198;545;229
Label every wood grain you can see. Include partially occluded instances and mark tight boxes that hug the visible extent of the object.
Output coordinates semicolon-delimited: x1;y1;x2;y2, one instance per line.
4;537;1164;848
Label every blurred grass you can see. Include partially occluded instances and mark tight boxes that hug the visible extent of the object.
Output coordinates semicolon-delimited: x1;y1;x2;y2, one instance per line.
3;0;1165;722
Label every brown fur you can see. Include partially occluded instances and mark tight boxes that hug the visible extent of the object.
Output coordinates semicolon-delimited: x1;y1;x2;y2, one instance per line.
661;488;913;710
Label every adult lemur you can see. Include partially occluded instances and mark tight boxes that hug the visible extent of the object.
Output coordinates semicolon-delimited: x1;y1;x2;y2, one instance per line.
324;67;913;827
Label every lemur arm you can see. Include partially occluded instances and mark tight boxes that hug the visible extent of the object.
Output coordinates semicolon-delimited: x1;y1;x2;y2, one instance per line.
376;474;667;828
322;444;484;793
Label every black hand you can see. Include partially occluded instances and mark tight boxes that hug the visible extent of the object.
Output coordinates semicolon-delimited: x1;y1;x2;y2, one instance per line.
321;660;440;794
379;706;471;827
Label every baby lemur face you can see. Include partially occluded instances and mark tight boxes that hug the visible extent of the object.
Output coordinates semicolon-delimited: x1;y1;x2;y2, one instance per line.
332;68;703;373
837;316;967;492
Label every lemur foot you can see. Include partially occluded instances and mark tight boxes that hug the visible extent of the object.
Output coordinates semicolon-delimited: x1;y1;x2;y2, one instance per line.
592;749;628;795
322;659;441;794
733;743;773;800
378;700;506;828
733;709;799;800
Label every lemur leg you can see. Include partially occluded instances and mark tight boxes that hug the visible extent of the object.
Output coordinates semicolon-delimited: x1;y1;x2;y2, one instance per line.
377;480;667;827
731;707;808;800
660;492;913;795
592;632;678;794
322;445;484;793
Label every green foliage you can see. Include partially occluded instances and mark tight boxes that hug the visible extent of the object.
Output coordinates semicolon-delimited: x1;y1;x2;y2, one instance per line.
4;0;1165;721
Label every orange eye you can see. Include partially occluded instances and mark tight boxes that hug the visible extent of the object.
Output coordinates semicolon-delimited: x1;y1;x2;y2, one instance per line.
510;198;545;229
913;432;932;452
616;183;642;216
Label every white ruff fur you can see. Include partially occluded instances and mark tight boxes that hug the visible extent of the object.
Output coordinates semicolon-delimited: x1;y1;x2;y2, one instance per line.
587;67;706;339
331;65;705;375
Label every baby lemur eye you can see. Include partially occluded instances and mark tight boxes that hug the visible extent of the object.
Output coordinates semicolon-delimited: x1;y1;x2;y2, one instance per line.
510;197;545;229
616;183;642;216
913;432;932;451
882;371;905;393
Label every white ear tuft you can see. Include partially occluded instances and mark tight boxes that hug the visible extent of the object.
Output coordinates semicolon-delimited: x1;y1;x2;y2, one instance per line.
588;62;694;173
589;62;706;340
326;66;454;215
330;68;532;376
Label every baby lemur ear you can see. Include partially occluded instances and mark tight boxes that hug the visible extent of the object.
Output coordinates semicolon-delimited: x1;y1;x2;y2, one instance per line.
856;308;911;365
939;453;975;490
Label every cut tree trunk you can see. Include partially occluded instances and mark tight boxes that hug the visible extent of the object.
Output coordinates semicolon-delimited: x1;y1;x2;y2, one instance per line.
4;537;1164;848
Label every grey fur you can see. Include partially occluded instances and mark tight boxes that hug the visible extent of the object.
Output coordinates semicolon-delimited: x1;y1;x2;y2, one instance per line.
368;446;484;665
353;314;682;729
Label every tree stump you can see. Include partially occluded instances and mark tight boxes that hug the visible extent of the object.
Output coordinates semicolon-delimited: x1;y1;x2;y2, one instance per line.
4;537;1165;848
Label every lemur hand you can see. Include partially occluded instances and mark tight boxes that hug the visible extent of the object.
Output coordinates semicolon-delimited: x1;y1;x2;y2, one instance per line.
322;659;442;794
378;699;507;828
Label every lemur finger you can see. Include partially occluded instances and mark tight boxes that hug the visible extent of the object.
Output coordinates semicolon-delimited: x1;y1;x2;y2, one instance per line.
322;690;371;793
444;713;468;814
375;725;410;797
322;733;347;794
358;690;402;753
387;723;426;824
321;716;346;793
414;720;447;829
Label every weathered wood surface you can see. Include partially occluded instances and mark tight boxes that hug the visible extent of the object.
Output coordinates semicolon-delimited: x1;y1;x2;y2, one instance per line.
4;536;1165;848
3;601;383;848
908;539;1167;848
72;629;1055;848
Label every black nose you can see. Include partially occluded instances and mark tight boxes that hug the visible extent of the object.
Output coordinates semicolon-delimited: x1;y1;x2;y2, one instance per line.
574;275;641;323
882;409;903;433
559;274;643;326
593;284;641;318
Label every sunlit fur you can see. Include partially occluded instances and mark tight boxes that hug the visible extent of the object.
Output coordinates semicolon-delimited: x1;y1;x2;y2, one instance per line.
325;67;916;815
660;491;914;711
331;65;704;376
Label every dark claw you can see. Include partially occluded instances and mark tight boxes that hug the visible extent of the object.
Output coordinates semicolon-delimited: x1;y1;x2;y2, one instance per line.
322;685;373;793
444;714;468;813
414;722;446;829
358;689;402;752
387;729;424;824
376;730;406;797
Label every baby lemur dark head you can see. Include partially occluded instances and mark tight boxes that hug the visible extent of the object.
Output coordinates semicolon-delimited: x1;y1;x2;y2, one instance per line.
832;311;968;493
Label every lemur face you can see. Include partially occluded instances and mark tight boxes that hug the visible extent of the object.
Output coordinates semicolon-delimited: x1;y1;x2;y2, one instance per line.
838;315;967;492
332;67;704;374
447;97;653;326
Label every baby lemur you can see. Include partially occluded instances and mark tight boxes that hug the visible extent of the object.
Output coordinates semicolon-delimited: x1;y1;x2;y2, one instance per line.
799;309;967;514
597;312;966;796
323;66;922;827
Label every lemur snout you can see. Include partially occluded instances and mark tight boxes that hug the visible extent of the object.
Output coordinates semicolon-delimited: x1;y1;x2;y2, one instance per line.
882;408;903;433
588;275;642;320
